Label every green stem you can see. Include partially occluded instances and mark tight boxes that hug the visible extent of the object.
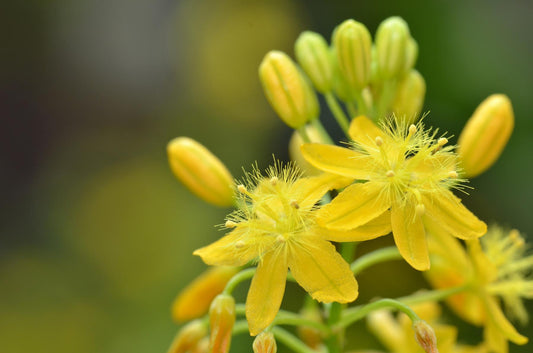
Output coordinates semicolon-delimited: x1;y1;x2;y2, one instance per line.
310;118;334;144
350;246;402;275
336;298;420;330
376;80;397;122
272;327;317;353
325;92;350;134
353;90;369;117
297;126;311;143
273;311;330;334
232;320;250;335
398;285;468;306
223;268;255;295
346;101;357;118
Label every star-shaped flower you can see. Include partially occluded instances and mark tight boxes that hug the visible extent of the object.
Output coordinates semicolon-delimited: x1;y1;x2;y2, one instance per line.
301;116;487;270
194;164;390;335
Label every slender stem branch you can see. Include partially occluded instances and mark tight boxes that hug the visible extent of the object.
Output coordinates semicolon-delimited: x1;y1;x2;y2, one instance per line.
398;285;469;306
310;118;334;144
273;311;330;334
272;327;317;353
376;79;397;122
336;298;420;330
232;320;250;335
325;92;350;134
346;101;357;118
297;126;311;143
223;268;255;295
353;90;369;117
350;246;402;275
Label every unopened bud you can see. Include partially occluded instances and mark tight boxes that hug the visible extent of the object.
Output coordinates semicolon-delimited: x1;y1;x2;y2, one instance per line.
289;125;329;176
402;37;419;75
297;306;324;349
167;320;208;353
392;70;426;125
167;137;234;207
172;267;238;322
457;94;514;178
295;31;334;93
413;320;438;353
331;49;355;102
253;332;277;353
209;294;236;353
375;17;410;80
259;51;319;128
333;19;372;90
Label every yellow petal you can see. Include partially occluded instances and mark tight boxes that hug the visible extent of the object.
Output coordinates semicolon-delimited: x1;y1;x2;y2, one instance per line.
301;143;374;179
317;182;390;230
348;115;386;146
321;211;391;242
422;189;487;240
246;248;288;336
425;216;471;272
288;236;358;303
391;202;429;271
483;294;528;345
292;173;352;210
194;228;258;266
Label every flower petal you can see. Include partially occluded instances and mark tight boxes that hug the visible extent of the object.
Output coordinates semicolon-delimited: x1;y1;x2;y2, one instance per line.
321;211;391;242
348;115;386;146
288;236;358;303
317;182;390;230
246;247;288;336
194;227;259;266
301;143;374;180
292;173;352;209
483;293;528;345
422;189;487;240
391;202;429;271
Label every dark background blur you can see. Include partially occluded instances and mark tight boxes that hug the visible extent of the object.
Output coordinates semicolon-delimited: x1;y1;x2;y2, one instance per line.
1;0;532;352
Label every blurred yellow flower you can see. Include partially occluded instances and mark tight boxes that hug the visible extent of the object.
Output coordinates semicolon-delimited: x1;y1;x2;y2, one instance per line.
425;224;530;353
194;165;390;335
301;116;487;271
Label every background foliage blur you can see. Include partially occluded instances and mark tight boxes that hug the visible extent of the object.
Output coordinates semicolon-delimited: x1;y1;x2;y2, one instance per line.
1;0;532;352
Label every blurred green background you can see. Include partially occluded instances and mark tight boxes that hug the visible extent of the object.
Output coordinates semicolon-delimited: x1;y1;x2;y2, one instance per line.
1;0;532;352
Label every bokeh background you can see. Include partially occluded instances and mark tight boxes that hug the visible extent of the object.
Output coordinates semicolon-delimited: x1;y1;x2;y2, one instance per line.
2;0;532;352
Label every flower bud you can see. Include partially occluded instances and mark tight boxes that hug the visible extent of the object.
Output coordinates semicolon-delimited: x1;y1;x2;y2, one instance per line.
458;94;514;178
295;31;334;93
289;125;329;176
392;69;426;124
259;51;319;128
375;17;410;80
333;19;372;90
209;294;236;353
297;306;324;349
413;320;438;353
402;37;418;76
253;332;277;353
167;137;234;207
167;320;208;353
331;49;354;102
172;266;239;322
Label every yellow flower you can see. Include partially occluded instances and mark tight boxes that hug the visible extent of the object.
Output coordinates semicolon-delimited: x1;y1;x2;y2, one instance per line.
194;164;391;335
301;116;487;271
425;224;531;353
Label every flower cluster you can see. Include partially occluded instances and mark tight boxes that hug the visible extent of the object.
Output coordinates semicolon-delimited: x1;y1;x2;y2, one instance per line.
164;16;528;353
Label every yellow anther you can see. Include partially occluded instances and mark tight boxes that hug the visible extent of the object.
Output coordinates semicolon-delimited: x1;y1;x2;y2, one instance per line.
235;240;245;249
225;220;237;228
270;176;278;185
237;185;247;194
386;170;395;178
276;235;286;243
375;136;384;146
415;204;425;217
290;200;300;209
448;171;458;179
438;137;448;146
409;124;417;135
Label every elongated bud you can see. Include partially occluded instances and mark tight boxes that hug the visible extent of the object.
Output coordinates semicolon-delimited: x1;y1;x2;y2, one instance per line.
413;320;438;353
297;306;324;349
259;51;319;128
167;320;208;353
295;31;334;93
209;294;236;353
375;17;410;80
167;137;234;207
289;125;329;176
392;69;426;124
333;19;372;90
457;94;514;178
172;266;239;322
402;37;419;75
253;332;277;353
331;49;354;102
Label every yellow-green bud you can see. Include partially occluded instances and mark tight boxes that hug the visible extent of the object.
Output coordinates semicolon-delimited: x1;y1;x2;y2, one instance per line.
331;49;354;102
375;17;410;80
413;320;438;353
458;94;514;178
259;51;319;128
289;125;329;176
392;69;426;124
167;137;234;207
333;19;372;91
295;31;334;93
167;320;208;353
253;332;277;353
402;37;418;75
209;294;236;353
